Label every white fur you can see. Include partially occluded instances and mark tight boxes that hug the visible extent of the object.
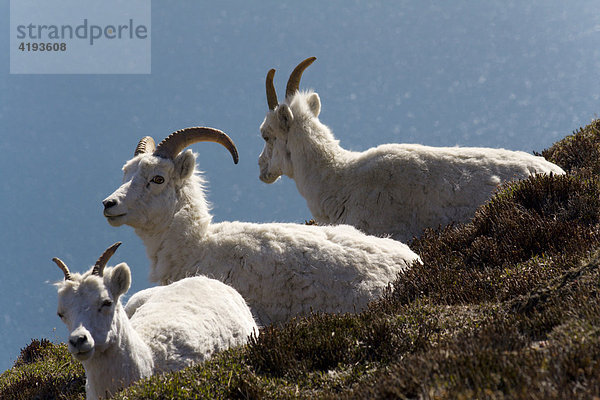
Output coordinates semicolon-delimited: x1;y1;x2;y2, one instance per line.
103;149;420;325
55;263;257;400
258;90;565;242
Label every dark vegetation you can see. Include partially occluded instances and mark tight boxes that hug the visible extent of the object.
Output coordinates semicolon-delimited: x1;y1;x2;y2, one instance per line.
2;119;600;399
0;339;85;399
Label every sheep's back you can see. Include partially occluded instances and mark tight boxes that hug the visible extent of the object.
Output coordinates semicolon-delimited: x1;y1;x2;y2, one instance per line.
331;143;565;241
198;222;419;324
129;276;257;372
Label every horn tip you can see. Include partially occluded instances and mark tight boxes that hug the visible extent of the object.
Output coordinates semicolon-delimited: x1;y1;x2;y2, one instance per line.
286;57;317;99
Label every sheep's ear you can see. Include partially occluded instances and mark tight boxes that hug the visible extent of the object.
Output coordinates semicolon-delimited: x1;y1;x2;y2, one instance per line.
109;263;131;299
276;104;294;133
307;92;321;117
174;150;196;180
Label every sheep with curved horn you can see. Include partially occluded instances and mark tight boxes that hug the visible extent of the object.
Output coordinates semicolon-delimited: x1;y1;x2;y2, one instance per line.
52;243;257;400
103;126;420;325
258;57;565;242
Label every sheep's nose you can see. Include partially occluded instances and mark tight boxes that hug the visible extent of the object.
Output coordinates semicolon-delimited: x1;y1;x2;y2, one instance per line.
103;199;117;209
69;335;87;348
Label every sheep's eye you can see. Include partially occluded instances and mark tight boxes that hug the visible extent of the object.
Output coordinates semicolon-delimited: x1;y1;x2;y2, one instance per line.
151;175;165;184
100;300;113;309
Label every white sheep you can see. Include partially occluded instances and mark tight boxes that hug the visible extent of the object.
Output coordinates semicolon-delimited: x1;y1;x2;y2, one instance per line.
102;127;420;325
52;242;257;400
259;57;566;242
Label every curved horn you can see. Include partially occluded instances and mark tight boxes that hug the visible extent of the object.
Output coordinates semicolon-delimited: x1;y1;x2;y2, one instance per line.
154;127;239;164
92;242;122;277
266;69;279;110
134;136;156;156
285;57;316;99
52;257;72;281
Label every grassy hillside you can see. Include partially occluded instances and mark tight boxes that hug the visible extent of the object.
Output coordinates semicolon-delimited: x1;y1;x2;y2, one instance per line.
2;119;600;399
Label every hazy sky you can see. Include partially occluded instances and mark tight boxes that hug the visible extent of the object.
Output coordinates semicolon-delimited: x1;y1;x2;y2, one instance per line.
1;1;599;370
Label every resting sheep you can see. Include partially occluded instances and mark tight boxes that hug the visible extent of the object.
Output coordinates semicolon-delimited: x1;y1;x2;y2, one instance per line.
259;57;566;242
102;127;420;325
52;242;257;400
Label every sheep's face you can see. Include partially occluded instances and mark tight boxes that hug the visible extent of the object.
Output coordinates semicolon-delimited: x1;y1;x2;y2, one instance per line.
103;151;195;231
259;109;292;183
56;264;131;362
259;92;321;184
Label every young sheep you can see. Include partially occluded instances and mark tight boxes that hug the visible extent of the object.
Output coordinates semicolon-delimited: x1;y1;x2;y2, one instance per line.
52;242;257;400
259;57;566;242
102;127;420;325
